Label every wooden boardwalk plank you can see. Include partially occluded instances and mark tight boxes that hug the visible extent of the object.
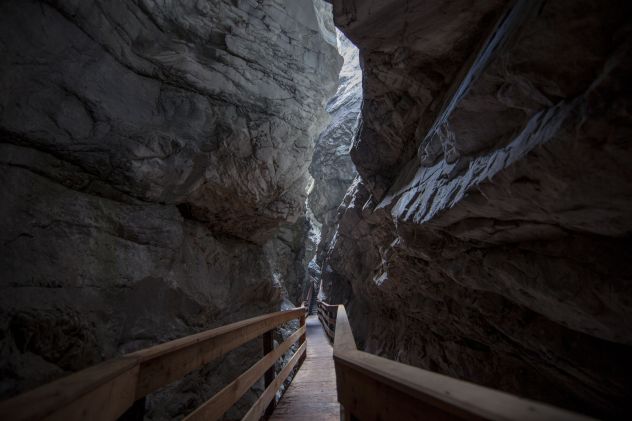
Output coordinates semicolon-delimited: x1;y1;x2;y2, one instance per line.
269;316;339;420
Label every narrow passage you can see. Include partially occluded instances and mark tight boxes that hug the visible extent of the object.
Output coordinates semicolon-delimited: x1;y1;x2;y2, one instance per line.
269;315;339;420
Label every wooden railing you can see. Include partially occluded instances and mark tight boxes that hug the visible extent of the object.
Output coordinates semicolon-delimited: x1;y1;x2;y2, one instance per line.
317;300;594;421
302;284;314;310
0;307;308;421
316;300;337;342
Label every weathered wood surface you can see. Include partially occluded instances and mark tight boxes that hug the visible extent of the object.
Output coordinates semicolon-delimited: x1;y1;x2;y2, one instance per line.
318;308;336;326
0;308;306;421
131;308;304;397
317;301;338;312
183;326;305;421
332;305;355;353
319;316;335;341
269;316;340;421
317;300;337;343
242;342;306;421
332;305;594;421
0;358;139;421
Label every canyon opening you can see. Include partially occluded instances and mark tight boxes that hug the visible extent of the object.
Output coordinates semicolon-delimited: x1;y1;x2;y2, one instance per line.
0;1;630;420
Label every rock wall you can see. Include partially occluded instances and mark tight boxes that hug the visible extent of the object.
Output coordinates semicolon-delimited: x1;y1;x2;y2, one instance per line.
309;31;361;280
0;0;340;417
323;0;632;418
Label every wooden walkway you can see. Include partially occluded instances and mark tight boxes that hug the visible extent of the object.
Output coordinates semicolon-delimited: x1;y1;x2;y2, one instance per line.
0;303;593;421
269;315;339;420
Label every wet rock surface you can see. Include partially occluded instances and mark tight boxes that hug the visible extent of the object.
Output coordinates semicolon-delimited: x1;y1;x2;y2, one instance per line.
323;0;632;418
0;0;340;417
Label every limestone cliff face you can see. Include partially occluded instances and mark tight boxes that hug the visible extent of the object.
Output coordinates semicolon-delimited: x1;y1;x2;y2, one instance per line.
324;0;632;418
309;31;361;276
0;0;340;417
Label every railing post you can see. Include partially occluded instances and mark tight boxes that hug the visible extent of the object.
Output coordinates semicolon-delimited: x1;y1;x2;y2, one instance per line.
299;313;306;364
305;284;313;314
262;329;275;417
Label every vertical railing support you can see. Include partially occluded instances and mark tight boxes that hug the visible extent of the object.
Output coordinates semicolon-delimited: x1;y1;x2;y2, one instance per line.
263;329;276;417
305;284;313;314
299;313;307;364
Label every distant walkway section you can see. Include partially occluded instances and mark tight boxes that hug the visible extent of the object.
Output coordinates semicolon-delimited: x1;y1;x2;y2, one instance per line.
269;315;339;420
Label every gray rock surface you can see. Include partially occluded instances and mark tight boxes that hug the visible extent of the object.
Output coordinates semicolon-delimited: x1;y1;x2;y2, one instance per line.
309;31;361;274
323;0;632;418
0;0;340;417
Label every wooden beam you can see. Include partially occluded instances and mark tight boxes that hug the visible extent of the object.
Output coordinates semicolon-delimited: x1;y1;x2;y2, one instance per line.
0;308;306;421
242;342;307;421
334;349;595;421
317;300;339;312
298;313;307;364
333;305;592;419
183;326;305;421
333;305;357;353
317;307;337;328
335;358;463;421
131;308;304;397
263;329;276;417
299;314;306;347
321;318;335;342
317;304;337;342
0;357;139;421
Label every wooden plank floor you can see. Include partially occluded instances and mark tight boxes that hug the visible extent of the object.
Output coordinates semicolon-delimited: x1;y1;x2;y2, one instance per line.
269;315;339;421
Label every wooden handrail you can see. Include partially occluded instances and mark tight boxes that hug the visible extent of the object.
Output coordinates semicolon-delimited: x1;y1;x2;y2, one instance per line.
302;284;314;309
317;300;338;311
317;304;594;421
183;325;306;420
316;300;338;342
331;304;355;354
243;342;306;421
0;307;307;421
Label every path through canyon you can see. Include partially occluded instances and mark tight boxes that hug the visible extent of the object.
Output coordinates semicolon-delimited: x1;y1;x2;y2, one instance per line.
270;316;339;421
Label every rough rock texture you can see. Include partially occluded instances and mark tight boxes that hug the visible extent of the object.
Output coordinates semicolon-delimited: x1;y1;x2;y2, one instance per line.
323;0;632;418
0;0;340;417
264;216;311;305
309;31;361;276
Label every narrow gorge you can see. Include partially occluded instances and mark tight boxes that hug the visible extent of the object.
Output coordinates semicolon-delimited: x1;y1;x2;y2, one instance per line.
1;1;631;420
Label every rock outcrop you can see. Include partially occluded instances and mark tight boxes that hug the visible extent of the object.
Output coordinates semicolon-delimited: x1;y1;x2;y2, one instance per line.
309;31;361;276
0;0;340;417
323;0;632;418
